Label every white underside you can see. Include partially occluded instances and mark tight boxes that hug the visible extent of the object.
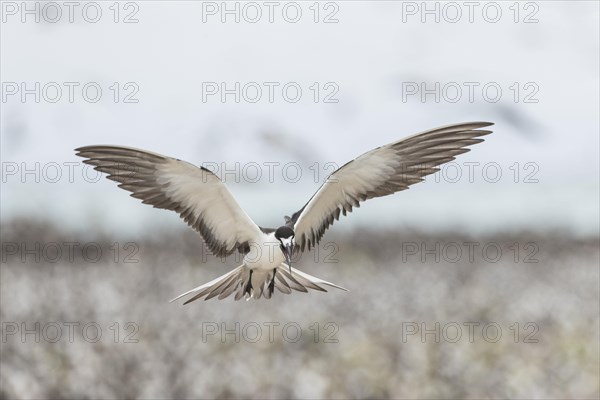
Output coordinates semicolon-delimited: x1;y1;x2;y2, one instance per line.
243;232;286;271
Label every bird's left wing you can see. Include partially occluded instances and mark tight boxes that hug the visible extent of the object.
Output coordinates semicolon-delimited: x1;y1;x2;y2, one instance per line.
75;145;263;257
290;122;493;252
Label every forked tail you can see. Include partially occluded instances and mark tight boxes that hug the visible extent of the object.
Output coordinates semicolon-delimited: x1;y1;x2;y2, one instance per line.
170;264;348;304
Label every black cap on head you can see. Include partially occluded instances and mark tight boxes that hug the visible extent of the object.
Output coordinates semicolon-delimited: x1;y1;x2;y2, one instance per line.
275;226;294;240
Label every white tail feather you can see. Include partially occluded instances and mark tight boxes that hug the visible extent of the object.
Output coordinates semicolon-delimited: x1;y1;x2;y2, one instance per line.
170;264;348;304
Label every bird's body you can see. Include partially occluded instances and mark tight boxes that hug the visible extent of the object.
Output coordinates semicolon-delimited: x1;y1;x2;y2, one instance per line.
76;121;493;303
243;231;285;272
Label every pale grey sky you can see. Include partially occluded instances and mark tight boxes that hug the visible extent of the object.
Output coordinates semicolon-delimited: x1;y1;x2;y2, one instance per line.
1;1;598;235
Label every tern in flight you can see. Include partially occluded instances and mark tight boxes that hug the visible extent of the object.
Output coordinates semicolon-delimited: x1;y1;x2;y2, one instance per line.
76;122;493;303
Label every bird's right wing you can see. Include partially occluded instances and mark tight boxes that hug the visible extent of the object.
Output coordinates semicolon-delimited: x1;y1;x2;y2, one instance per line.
75;145;263;257
290;122;493;252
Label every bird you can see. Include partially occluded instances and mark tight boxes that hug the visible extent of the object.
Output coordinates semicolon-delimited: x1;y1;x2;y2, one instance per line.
75;121;493;303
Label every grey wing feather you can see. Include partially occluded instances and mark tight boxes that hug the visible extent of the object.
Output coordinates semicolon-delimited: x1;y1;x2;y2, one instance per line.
75;145;262;257
290;122;494;252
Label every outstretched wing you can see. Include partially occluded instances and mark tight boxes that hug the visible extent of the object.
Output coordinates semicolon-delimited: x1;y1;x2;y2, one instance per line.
290;122;494;252
75;145;263;257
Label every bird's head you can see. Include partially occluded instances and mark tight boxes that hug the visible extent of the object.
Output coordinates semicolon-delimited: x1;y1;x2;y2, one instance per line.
275;226;295;272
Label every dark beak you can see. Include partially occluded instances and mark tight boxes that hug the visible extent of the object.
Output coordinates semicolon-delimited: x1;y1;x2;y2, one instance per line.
283;244;293;273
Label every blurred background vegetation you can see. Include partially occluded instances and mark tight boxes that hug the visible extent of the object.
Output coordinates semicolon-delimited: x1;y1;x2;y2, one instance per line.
1;219;598;398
